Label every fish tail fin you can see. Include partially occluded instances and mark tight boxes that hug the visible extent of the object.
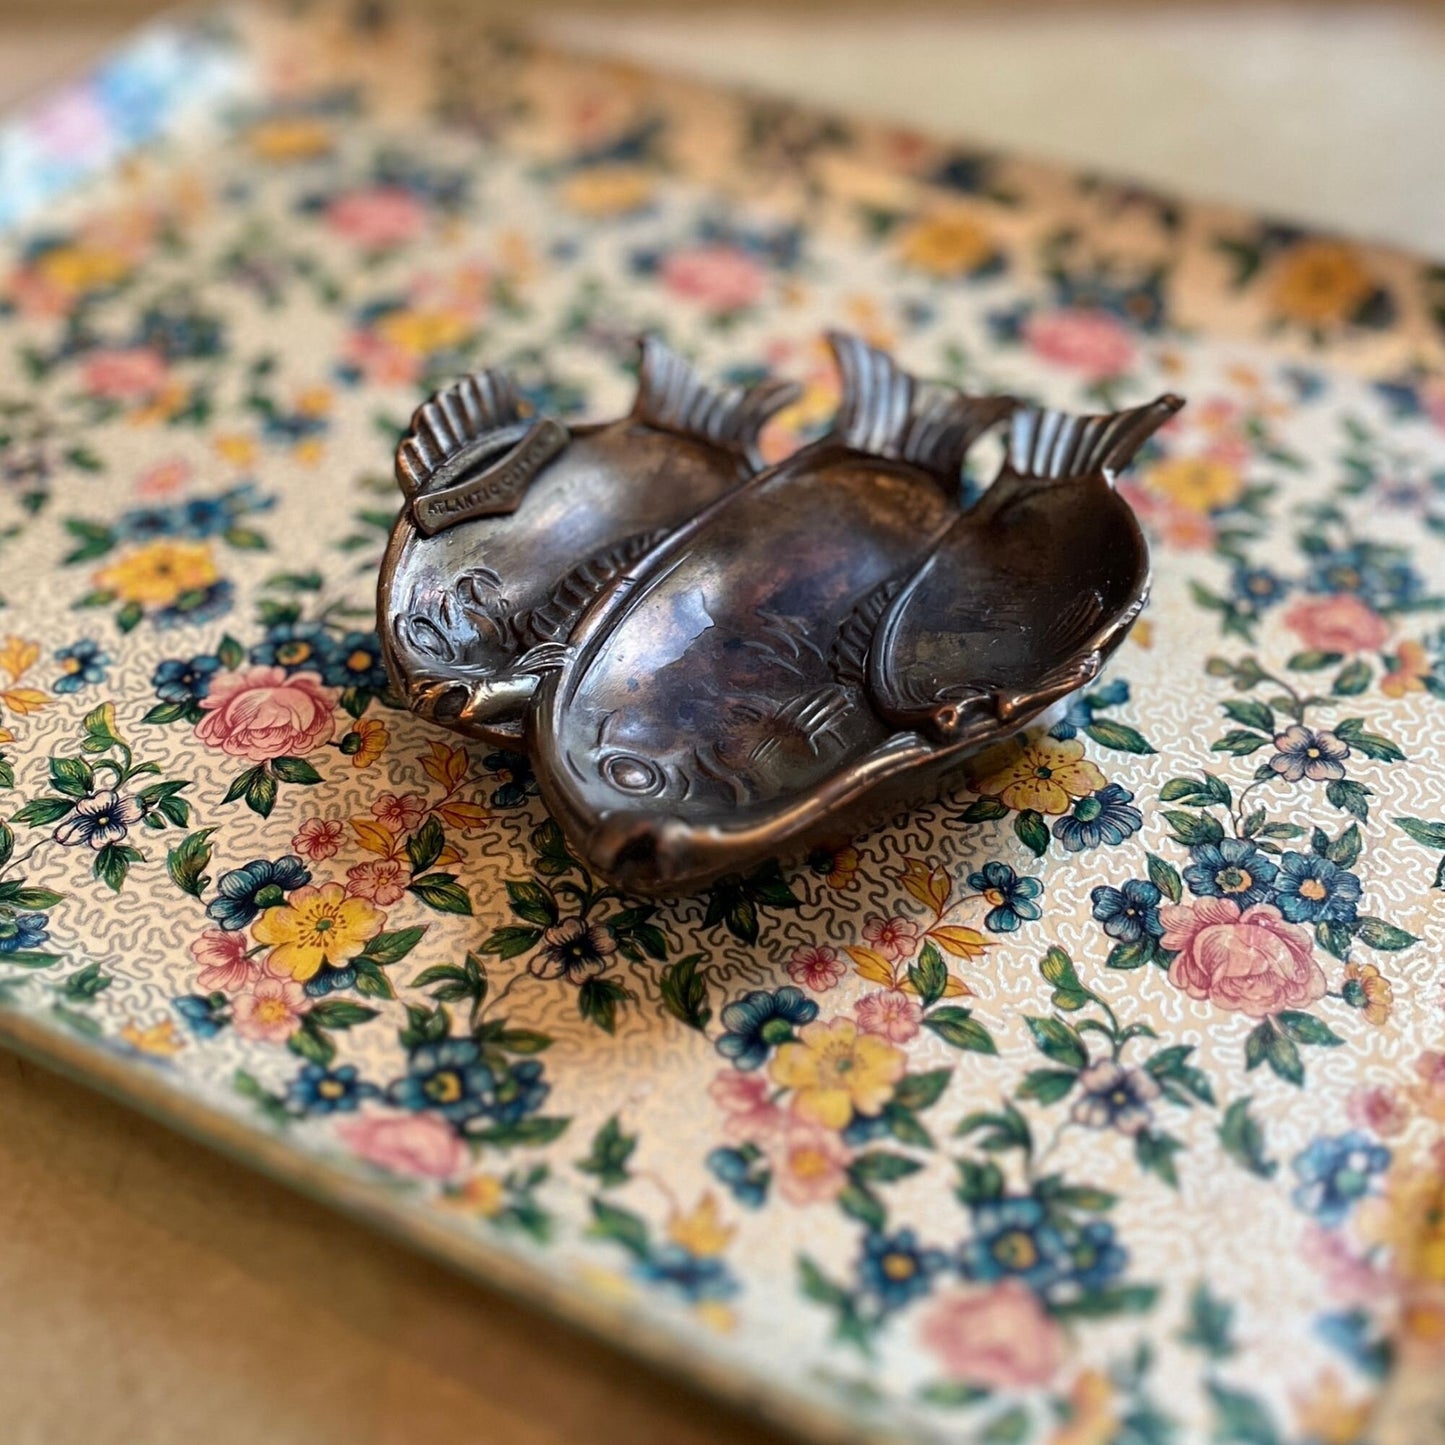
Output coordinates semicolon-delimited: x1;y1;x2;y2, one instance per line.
394;369;529;499
1006;393;1184;485
827;330;1015;486
632;335;800;469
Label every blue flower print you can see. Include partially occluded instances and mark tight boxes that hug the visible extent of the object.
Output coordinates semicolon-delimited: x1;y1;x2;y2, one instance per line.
250;620;336;674
959;1196;1071;1291
857;1229;947;1312
172;993;229;1039
1231;565;1288;609
966;861;1042;932
1048;679;1129;741
633;1245;740;1304
206;855;312;930
53;639;109;693
1052;784;1142;852
1275;852;1362;924
1090;879;1163;942
715;987;818;1070
0;912;50;954
1292;1132;1390;1225
389;1040;539;1128
153;653;221;705
288;1063;379;1115
321;630;389;691
154;579;233;629
1183;838;1278;907
707;1146;770;1209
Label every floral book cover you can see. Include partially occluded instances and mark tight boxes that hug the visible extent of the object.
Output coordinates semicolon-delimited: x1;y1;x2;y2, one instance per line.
1;6;1444;1442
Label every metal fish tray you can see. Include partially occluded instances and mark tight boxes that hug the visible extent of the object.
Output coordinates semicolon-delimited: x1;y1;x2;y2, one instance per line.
382;332;1176;893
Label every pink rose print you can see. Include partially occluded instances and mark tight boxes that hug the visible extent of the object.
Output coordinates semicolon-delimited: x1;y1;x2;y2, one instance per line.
1023;307;1135;380
325;186;426;248
854;989;922;1044
768;1118;852;1206
346;858;409;906
1347;1084;1409;1138
189;929;258;993
81;347;167;401
708;1070;785;1143
787;944;846;992
135;458;191;498
919;1281;1065;1390
1283;594;1390;654
195;666;338;762
861;915;921;963
661;243;766;313
1411;1050;1445;1121
336;1109;467;1180
1302;1223;1391;1306
1160;898;1326;1017
231;976;308;1043
293;816;345;861
371;791;430;833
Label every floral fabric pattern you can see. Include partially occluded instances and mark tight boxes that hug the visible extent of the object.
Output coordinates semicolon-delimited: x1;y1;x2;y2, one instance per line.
1;7;1444;1444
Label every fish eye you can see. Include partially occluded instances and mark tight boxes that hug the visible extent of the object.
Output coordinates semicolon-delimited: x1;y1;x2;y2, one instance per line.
601;752;665;796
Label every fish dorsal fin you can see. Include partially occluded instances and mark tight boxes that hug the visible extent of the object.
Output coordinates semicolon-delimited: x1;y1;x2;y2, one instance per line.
826;330;1015;489
632;335;800;470
1006;394;1184;485
395;369;529;499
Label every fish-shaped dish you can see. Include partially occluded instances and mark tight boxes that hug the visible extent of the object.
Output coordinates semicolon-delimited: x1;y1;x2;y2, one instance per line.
865;395;1183;745
377;337;798;747
528;333;1019;892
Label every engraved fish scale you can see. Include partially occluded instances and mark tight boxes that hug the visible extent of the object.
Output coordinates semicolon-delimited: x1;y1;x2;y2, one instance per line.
519;528;669;645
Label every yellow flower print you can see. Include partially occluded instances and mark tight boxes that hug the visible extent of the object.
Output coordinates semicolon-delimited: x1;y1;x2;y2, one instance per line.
1146;454;1243;513
95;540;219;609
346;716;390;768
1291;1372;1370;1445
215;432;259;468
694;1301;737;1334
1402;1297;1445;1349
378;307;471;357
1358;1165;1445;1285
897;208;996;278
447;1174;507;1219
0;634;49;728
1382;639;1430;699
295;385;332;418
1342;961;1393;1026
668;1193;734;1258
248;117;333;162
251;882;385;982
121;1017;184;1057
770;1018;906;1129
36;244;133;296
969;736;1105;816
1050;1369;1118;1445
561;165;655;217
1269;240;1375;327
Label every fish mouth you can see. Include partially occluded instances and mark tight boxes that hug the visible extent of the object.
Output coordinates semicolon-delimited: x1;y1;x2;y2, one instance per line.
586;811;716;895
406;643;573;727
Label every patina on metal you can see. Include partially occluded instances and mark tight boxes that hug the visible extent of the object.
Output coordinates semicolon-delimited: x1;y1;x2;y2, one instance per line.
380;332;1179;895
377;336;799;748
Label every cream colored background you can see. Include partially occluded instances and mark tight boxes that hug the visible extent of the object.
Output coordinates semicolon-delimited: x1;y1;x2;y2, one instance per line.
1;6;1442;1443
